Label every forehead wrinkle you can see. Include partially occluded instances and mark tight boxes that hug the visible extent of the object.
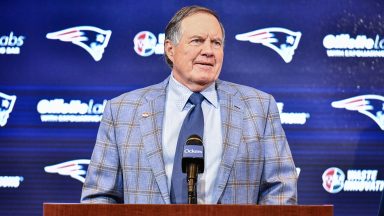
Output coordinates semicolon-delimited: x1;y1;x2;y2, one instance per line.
179;13;223;40
183;31;223;43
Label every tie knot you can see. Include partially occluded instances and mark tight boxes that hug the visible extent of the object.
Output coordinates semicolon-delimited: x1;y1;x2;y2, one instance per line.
188;92;205;106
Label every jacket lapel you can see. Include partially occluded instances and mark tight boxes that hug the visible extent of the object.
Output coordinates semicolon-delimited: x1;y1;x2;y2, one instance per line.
138;78;244;204
139;78;171;204
212;80;244;203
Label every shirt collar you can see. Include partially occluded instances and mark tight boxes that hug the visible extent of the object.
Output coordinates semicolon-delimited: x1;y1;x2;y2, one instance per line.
168;73;218;111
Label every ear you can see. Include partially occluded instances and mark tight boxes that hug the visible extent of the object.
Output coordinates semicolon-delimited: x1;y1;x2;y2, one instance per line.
164;39;175;63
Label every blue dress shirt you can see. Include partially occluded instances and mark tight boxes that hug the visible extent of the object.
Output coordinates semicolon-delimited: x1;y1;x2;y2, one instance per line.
162;74;223;204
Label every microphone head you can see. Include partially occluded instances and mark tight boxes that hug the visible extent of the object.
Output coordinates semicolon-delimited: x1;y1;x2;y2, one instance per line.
182;134;205;173
186;134;203;145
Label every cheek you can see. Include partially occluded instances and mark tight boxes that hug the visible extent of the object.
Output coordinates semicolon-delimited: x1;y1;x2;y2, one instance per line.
215;54;224;67
181;53;196;66
217;52;224;62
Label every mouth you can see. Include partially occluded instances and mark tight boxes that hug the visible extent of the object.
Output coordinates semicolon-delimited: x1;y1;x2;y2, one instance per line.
194;61;214;67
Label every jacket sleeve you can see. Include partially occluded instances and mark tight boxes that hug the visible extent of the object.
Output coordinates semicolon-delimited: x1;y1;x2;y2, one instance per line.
258;95;298;205
80;100;124;203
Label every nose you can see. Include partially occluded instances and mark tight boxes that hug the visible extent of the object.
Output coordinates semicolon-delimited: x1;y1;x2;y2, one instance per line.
201;40;214;57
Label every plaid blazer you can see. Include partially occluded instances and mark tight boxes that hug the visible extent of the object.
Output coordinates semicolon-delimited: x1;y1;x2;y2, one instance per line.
81;77;298;204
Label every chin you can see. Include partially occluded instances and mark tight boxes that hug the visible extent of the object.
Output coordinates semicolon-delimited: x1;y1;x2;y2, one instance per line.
194;77;216;86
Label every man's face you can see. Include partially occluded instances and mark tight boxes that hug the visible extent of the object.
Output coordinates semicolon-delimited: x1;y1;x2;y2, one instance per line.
165;12;224;92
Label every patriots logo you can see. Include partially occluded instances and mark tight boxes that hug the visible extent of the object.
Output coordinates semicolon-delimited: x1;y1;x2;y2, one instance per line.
235;27;302;63
0;92;17;127
46;26;111;61
44;159;90;183
331;95;384;130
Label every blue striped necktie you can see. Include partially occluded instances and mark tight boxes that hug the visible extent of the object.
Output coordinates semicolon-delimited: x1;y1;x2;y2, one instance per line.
170;92;205;204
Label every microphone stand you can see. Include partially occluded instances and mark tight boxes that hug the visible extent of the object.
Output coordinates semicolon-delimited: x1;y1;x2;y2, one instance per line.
187;163;198;204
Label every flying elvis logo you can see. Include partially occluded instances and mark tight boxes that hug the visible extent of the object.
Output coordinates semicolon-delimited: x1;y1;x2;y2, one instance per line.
46;26;111;61
44;159;90;183
331;95;384;130
0;92;17;127
235;27;301;63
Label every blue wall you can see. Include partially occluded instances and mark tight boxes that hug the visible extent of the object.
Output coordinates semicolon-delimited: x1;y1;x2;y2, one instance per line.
1;1;384;215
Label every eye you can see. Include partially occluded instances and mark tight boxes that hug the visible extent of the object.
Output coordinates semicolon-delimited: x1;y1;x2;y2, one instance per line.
213;40;222;48
190;38;203;45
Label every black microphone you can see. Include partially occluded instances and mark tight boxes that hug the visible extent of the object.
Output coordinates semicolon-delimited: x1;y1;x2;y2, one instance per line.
182;134;204;204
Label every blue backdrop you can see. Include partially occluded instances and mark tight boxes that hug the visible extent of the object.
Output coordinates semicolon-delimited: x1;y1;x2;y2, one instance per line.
1;1;384;215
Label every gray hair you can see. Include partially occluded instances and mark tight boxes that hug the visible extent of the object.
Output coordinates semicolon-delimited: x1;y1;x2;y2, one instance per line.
164;5;225;68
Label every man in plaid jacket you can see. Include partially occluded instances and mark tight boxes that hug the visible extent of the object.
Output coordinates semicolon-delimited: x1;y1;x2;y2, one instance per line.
81;5;297;205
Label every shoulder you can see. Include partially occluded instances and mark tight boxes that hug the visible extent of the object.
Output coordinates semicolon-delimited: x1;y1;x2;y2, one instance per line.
109;78;168;105
217;80;273;102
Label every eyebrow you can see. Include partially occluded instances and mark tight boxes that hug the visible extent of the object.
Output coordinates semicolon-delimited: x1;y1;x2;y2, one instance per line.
189;35;223;42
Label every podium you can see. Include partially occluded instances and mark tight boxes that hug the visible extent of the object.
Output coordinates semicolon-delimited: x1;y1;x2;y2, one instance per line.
44;203;333;216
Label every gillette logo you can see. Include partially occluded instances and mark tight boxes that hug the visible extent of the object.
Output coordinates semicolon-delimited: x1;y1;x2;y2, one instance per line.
0;176;24;188
0;92;17;127
46;26;111;61
235;27;301;63
133;31;164;57
37;98;107;122
323;34;384;57
277;102;310;125
0;32;25;55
